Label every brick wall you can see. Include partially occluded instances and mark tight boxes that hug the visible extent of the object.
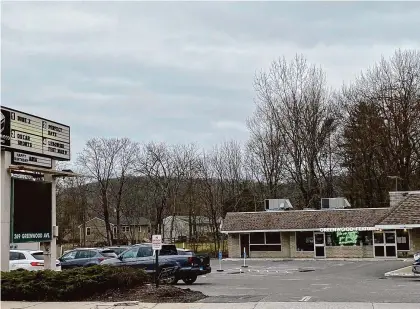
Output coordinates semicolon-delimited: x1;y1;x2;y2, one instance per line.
228;234;240;258
326;245;373;258
410;228;420;255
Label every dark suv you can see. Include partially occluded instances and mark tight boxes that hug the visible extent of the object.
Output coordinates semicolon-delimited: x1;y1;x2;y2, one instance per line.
59;248;117;269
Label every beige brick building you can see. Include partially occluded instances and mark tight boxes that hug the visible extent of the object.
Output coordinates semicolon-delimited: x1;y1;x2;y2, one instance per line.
222;192;420;259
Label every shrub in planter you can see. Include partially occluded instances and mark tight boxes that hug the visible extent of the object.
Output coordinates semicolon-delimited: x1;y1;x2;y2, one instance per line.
1;265;148;301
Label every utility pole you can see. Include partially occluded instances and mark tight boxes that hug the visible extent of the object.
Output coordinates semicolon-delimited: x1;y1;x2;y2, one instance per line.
387;176;403;191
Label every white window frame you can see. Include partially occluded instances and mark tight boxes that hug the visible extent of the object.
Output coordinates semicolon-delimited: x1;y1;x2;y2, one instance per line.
113;226;117;235
86;227;91;236
122;226;130;233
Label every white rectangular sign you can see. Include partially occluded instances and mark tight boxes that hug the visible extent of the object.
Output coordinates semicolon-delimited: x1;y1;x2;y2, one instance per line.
12;152;52;168
152;234;162;250
1;106;71;161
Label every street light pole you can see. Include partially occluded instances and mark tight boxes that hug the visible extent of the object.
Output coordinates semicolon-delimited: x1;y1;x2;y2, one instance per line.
387;176;403;191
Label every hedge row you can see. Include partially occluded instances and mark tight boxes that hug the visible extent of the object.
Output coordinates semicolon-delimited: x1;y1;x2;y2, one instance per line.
1;266;148;301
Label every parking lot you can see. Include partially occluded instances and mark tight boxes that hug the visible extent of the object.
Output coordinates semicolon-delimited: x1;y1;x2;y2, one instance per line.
187;259;420;303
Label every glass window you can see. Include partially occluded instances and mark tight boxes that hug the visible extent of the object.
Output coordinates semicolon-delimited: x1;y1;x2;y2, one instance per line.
75;250;96;259
396;230;410;251
137;246;153;257
296;232;314;251
86;227;91;236
386;245;397;257
31;252;45;260
358;231;373;245
10;252;19;260
374;232;384;244
121;247;139;259
250;233;265;244
375;246;385;257
160;245;177;255
61;251;77;260
265;232;281;244
385;232;396;244
315;233;325;245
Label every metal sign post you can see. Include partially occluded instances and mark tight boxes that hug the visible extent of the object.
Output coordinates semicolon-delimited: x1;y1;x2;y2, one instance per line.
152;235;162;288
217;249;224;272
242;247;248;268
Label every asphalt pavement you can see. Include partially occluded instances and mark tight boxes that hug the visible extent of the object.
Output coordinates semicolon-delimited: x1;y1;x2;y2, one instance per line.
187;259;420;303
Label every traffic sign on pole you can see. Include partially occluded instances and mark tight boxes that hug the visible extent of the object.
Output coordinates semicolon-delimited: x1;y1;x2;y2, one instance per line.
152;235;162;288
152;234;162;251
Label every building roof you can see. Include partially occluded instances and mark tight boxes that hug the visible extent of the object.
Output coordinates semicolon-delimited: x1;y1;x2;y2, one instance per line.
221;208;390;232
78;216;150;228
376;193;420;227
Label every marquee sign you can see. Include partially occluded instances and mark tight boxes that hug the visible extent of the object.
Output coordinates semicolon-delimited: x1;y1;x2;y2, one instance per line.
1;106;70;161
11;179;52;243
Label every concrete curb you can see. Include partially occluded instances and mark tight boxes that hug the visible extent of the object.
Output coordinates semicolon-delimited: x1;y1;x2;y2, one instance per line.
222;258;409;262
384;266;420;278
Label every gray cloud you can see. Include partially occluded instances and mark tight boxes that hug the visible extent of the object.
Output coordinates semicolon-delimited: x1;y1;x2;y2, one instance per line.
1;2;419;161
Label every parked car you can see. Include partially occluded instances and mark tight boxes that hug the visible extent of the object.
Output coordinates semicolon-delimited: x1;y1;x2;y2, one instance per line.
9;249;61;271
101;243;211;284
104;246;131;256
413;251;420;274
59;248;117;269
177;248;211;277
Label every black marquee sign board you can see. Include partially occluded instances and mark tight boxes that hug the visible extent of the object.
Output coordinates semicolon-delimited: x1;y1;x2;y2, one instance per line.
1;106;70;161
11;179;52;243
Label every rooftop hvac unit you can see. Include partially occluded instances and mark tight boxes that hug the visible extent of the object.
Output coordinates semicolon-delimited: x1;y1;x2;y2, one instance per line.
265;199;293;211
321;197;351;209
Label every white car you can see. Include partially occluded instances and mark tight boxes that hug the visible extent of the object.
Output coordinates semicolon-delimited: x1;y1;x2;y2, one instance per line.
9;249;61;271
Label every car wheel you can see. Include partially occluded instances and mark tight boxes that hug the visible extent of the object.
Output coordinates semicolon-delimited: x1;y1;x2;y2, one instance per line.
182;275;197;285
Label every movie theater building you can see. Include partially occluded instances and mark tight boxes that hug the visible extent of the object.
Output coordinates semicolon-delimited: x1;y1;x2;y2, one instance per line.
221;191;420;259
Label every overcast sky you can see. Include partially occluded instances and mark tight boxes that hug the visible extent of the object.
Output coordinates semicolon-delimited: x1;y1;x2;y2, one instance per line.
2;2;420;162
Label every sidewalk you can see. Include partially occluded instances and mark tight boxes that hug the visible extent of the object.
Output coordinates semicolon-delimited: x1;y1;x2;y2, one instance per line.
2;302;420;309
385;265;420;278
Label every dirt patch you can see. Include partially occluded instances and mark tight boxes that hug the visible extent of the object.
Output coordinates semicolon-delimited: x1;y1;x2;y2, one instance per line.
87;284;206;303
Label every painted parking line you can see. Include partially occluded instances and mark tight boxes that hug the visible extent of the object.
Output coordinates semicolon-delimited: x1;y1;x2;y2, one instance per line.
299;296;312;302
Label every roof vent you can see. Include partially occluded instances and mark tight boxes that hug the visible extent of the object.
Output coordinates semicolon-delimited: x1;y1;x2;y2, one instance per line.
265;199;293;211
321;197;351;209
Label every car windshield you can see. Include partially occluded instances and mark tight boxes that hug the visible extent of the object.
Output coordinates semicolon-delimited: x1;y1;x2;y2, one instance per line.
31;252;44;260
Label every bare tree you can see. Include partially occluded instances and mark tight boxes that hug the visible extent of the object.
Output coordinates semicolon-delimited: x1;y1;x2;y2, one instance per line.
340;49;420;206
136;142;176;237
110;139;138;244
77;138;129;245
251;54;338;208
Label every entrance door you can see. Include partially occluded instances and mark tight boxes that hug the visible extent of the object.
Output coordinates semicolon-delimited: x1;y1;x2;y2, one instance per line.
373;231;397;258
240;234;250;258
314;232;326;258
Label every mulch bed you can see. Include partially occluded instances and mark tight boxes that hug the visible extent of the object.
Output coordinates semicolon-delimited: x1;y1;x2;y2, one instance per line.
87;284;207;303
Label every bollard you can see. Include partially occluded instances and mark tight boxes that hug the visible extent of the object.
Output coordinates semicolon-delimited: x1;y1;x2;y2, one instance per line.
242;247;248;268
217;249;224;272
